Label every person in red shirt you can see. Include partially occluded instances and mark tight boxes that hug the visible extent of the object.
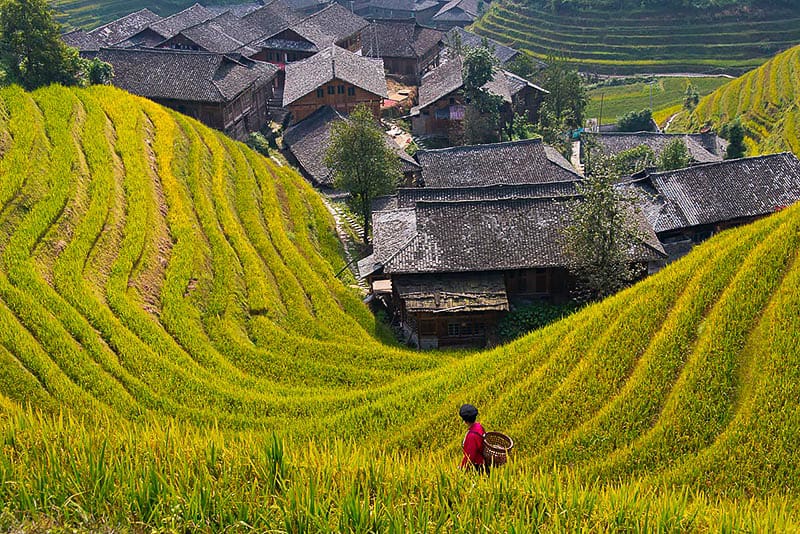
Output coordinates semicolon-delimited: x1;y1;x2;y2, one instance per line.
459;404;489;475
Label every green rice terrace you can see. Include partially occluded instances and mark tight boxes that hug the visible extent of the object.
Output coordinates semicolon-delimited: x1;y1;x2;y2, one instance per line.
1;84;800;530
54;0;242;28
472;1;800;74
668;44;800;157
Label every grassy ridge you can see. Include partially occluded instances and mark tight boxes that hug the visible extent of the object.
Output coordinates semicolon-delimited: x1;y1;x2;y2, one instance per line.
1;84;800;529
668;44;800;156
472;1;800;74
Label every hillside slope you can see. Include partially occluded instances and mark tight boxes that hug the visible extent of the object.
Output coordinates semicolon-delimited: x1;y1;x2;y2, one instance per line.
668;44;800;156
55;0;242;29
1;85;800;529
472;1;800;74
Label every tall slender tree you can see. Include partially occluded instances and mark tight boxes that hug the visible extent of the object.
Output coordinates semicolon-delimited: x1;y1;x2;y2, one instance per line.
324;105;402;244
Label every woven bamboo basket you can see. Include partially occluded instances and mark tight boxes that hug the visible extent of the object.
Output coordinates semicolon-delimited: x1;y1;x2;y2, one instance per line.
483;432;513;467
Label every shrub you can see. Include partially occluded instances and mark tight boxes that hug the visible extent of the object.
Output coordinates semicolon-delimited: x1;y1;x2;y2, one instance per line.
498;300;579;342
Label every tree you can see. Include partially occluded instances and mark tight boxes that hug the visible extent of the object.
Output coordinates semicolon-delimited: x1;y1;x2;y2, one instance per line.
658;138;690;170
563;158;643;303
0;0;84;89
617;108;655;132
461;45;503;144
505;53;544;81
722;118;746;159
85;57;114;85
535;55;587;129
324;105;402;244
683;82;699;110
585;143;655;177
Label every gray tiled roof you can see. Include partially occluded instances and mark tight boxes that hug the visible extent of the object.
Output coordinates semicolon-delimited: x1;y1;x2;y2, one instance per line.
364;0;440;11
293;3;368;48
381;196;664;273
583;132;726;164
433;0;479;21
96;48;277;103
62;29;102;52
88;9;162;46
394;272;509;312
176;11;264;54
283;46;387;105
283;106;418;186
206;2;265;17
243;0;303;38
147;4;214;40
445;27;525;65
362;21;442;60
391;181;580;208
414;56;540;111
416;138;581;187
625;152;800;234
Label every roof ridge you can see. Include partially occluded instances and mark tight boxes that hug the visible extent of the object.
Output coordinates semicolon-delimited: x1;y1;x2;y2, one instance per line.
646;151;796;177
417;137;543;155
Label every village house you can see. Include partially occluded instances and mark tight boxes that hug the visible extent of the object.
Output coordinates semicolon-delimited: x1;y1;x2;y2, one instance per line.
625;152;800;263
358;182;664;348
120;4;215;48
63;8;163;56
282;45;388;123
430;0;481;29
442;27;525;66
361;21;443;82
410;56;547;140
282;106;421;189
154;11;263;55
249;3;368;66
96;48;278;140
242;0;304;45
415;138;579;187
582;131;727;167
345;0;442;25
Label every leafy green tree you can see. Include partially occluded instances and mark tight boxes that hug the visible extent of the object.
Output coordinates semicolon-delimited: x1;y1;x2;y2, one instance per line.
683;82;699;110
505;53;545;81
658;138;690;170
722;118;746;159
564;158;643;303
461;45;503;144
324;105;402;244
617;108;655;132
585;143;655;176
85;57;114;85
535;55;587;129
0;0;84;89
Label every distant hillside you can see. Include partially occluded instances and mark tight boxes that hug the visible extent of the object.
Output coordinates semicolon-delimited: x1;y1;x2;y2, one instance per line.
472;1;800;74
2;84;800;529
54;0;241;29
668;44;800;156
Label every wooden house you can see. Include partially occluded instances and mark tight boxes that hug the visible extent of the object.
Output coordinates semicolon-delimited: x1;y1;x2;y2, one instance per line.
120;4;215;48
430;0;480;29
625;152;800;263
96;48;278;140
410;56;547;140
361;21;443;83
282;106;421;189
345;0;442;25
282;45;388;123
156;11;264;55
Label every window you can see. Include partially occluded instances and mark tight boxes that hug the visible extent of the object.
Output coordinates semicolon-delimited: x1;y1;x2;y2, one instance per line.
447;323;460;337
316;88;324;98
338;85;345;94
267;52;273;61
449;97;455;105
328;86;335;95
535;268;549;294
347;86;355;96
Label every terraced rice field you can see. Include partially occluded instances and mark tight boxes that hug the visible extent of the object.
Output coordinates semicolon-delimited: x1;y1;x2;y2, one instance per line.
586;76;730;126
472;2;800;74
668;44;800;156
1;84;800;530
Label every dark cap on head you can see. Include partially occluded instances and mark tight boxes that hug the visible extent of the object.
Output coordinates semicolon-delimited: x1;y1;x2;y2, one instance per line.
459;404;478;422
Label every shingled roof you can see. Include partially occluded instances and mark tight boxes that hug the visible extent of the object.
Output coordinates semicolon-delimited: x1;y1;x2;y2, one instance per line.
415;139;581;187
625;152;800;234
206;2;265;17
390;181;581;208
146;4;215;41
172;11;264;55
96;48;278;103
243;0;303;37
433;0;479;22
583;132;726;164
62;29;102;53
361;21;443;60
378;196;664;274
444;27;525;65
293;3;369;49
283;46;387;106
88;9;162;46
363;0;441;12
413;56;545;112
283;106;419;186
